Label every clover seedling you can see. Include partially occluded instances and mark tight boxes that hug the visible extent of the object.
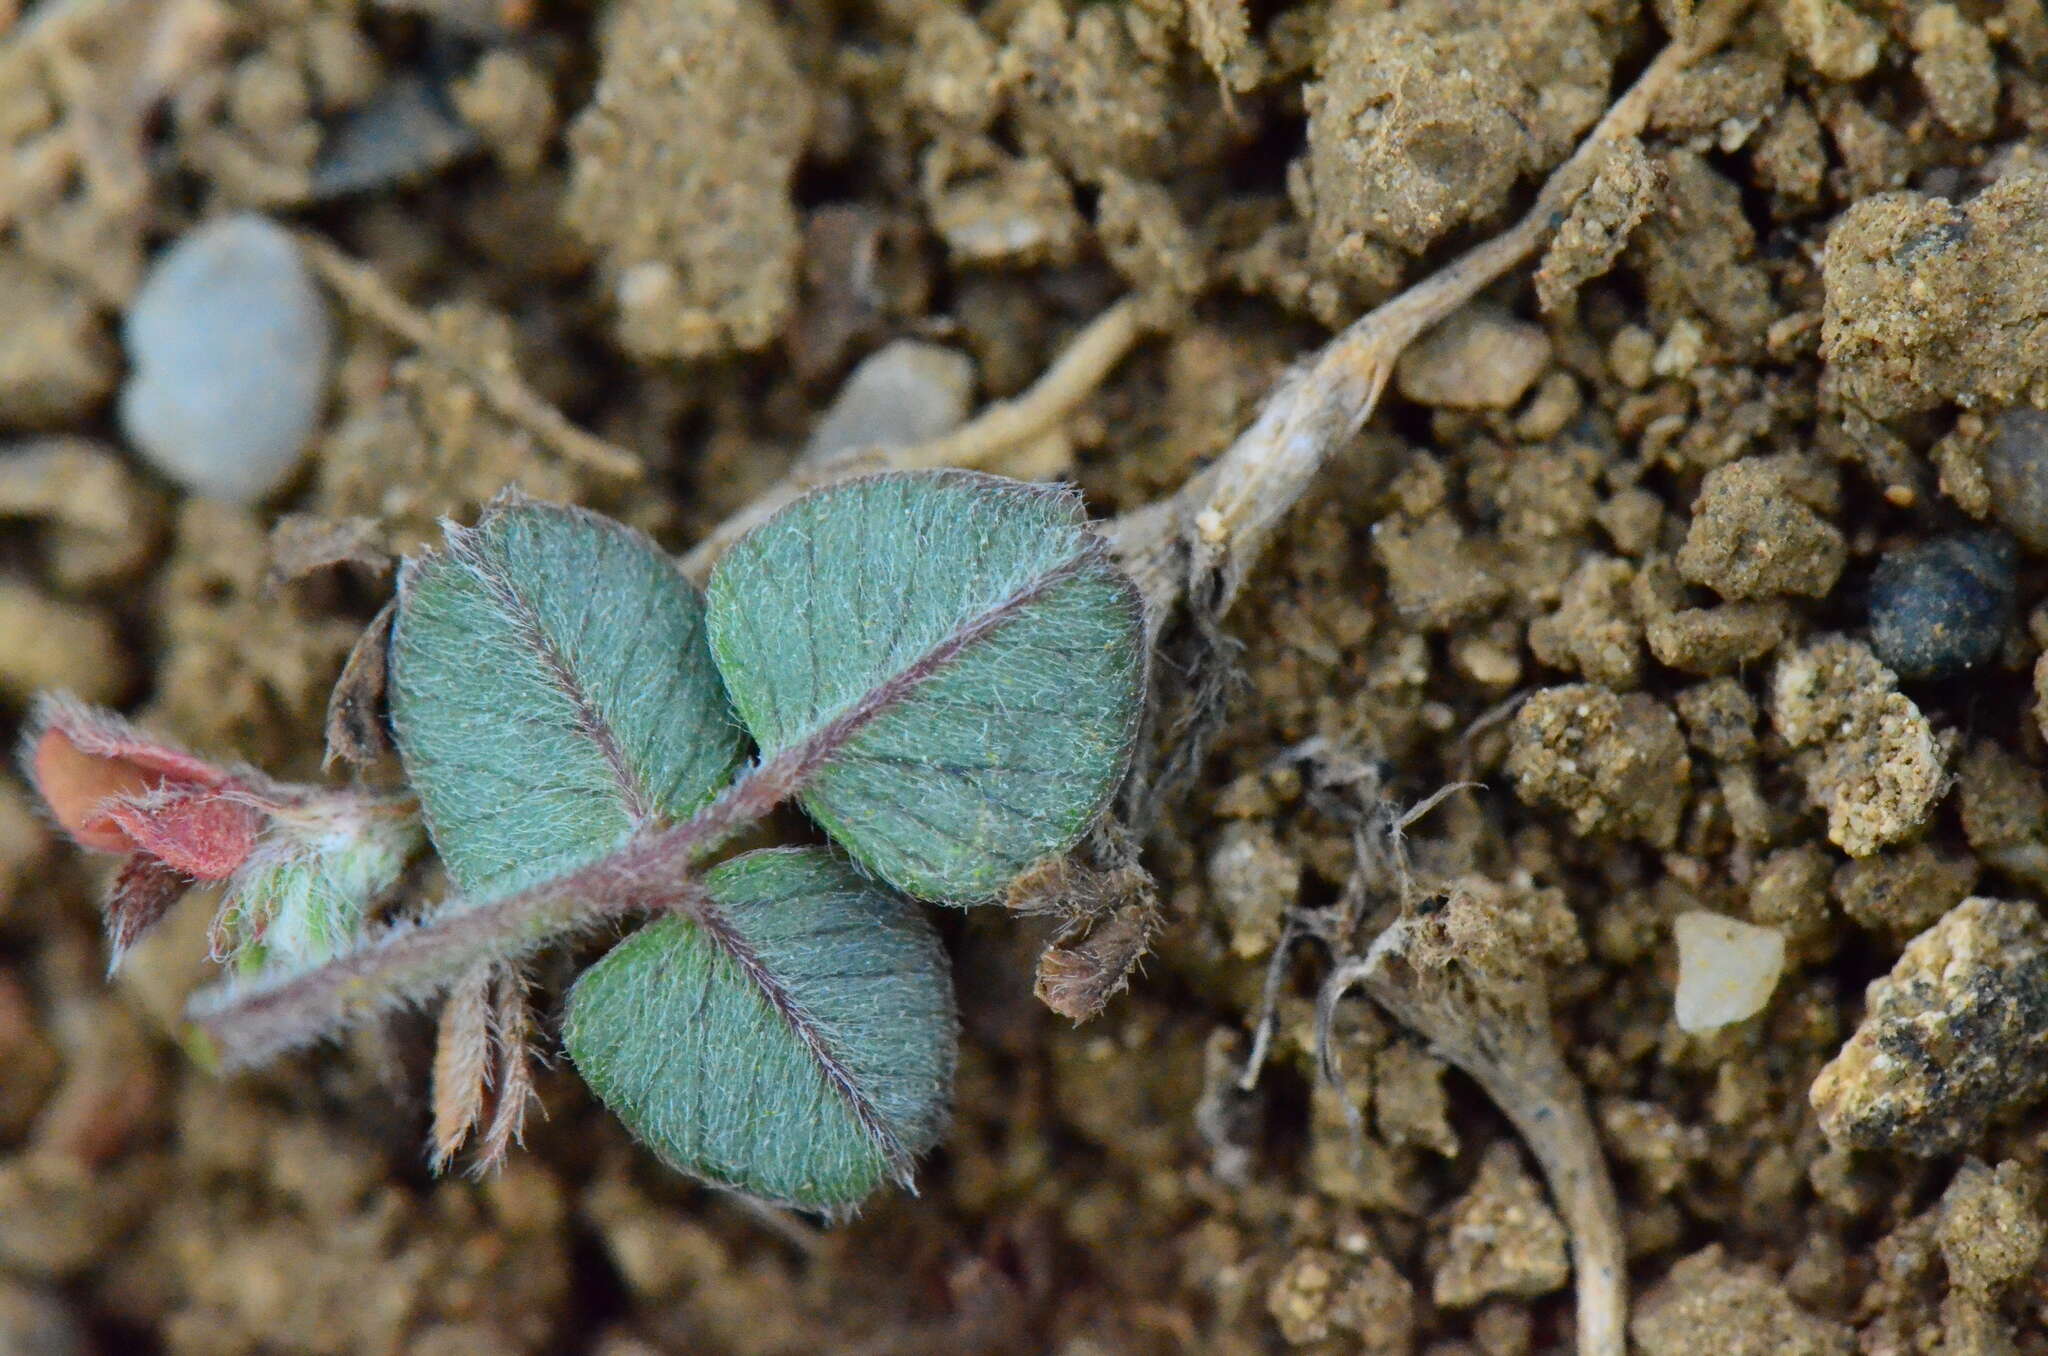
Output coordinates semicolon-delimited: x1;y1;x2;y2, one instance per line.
22;469;1145;1211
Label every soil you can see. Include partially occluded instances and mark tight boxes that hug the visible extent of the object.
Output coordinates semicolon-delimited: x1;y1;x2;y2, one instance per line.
7;0;2048;1352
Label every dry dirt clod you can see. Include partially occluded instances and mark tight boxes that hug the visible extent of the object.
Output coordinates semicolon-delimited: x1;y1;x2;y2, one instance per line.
1936;1159;2044;1301
1506;684;1691;849
1536;137;1660;312
1597;1099;1708;1198
0;581;128;704
1373;1036;1457;1158
1094;172;1206;317
1370;510;1511;631
1528;556;1644;690
0;778;51;920
1811;897;2048;1156
1265;1245;1417;1351
1643;598;1795;674
0;437;161;588
1909;5;1998;141
1676;453;1846;601
1001;1;1175;187
1206;820;1299;961
1631;1245;1853;1356
1769;636;1945;858
1823;172;2048;419
0;257;120;430
921;140;1086;270
1431;1141;1571;1309
1776;0;1881;81
1957;739;2048;892
563;0;811;360
1673;677;1757;762
1831;843;1980;939
1630;149;1776;356
1985;408;2048;553
449;51;556;177
1297;1;1611;293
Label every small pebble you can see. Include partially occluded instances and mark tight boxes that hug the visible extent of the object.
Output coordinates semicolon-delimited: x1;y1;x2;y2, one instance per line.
1672;910;1785;1032
1866;531;2015;680
119;214;333;503
1206;821;1300;961
802;340;975;464
1985;407;2048;552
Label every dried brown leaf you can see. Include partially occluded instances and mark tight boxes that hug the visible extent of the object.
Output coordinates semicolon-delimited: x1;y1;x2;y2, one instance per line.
324;600;395;769
429;960;495;1172
474;964;538;1176
1034;899;1156;1023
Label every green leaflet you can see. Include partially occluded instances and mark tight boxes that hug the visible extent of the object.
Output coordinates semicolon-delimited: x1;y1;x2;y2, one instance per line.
389;495;745;900
704;470;1145;901
563;847;957;1210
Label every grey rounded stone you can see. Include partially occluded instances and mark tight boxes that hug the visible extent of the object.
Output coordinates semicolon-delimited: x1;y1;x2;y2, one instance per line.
119;214;332;503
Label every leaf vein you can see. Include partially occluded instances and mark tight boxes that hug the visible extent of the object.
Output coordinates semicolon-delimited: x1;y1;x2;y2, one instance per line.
449;525;657;826
681;895;912;1181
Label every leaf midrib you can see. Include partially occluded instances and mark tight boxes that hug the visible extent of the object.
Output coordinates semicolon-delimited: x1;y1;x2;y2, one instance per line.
744;546;1098;797
448;524;658;827
683;893;912;1184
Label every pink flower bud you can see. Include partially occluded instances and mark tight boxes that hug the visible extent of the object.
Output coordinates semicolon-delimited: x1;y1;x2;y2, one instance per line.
23;696;263;879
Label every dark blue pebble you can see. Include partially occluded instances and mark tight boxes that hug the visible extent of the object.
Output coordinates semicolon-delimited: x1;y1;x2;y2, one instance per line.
1867;532;2016;681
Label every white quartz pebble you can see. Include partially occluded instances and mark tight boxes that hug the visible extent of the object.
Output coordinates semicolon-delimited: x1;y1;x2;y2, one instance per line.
1673;910;1786;1032
119;214;332;503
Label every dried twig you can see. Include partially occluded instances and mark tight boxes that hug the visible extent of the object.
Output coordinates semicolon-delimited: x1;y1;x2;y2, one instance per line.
295;235;645;482
1102;0;1754;622
1124;28;1748;1327
1234;739;1622;1356
672;0;1745;605
1350;913;1625;1356
677;296;1148;582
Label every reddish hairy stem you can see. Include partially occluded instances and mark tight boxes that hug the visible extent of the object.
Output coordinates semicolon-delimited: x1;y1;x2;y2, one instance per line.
188;745;798;1065
190;749;796;1067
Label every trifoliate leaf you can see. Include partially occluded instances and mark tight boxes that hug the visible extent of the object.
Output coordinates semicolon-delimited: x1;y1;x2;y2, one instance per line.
389;495;745;899
703;470;1144;901
563;847;956;1210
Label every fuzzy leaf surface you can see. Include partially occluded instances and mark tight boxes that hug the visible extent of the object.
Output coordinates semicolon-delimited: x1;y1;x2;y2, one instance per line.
563;847;956;1210
390;497;744;900
704;470;1144;901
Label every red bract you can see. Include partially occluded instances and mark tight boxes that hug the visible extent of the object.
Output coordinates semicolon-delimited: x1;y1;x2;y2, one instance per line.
24;695;264;880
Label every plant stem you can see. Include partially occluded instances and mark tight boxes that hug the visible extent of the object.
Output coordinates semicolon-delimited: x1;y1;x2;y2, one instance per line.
190;749;797;1067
